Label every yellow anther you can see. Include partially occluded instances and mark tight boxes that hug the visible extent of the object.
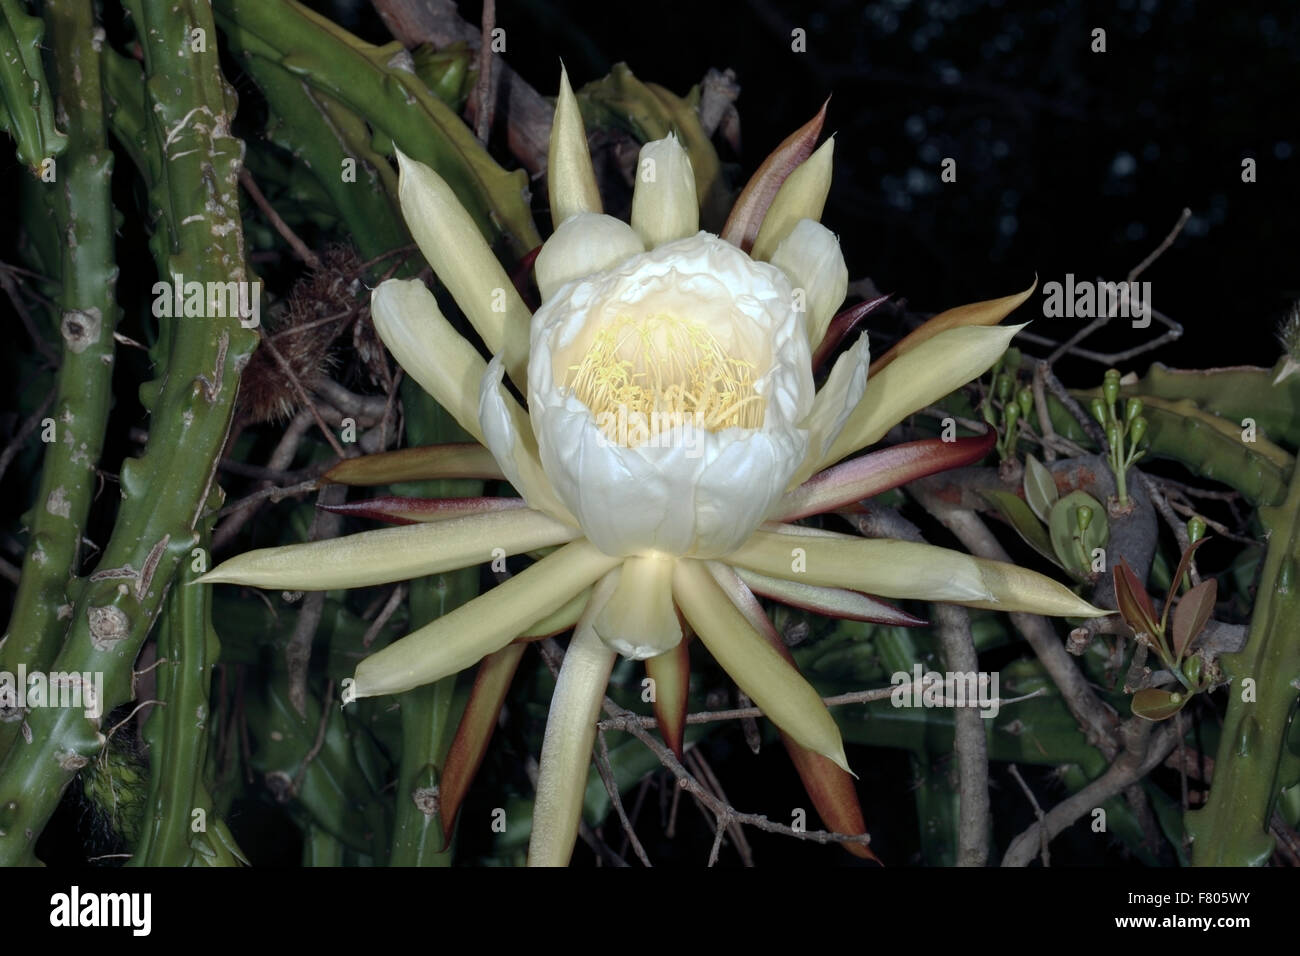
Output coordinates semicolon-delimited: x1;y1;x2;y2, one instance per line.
566;314;764;446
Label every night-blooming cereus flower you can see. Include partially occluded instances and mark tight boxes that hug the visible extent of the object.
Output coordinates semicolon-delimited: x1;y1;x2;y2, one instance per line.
200;68;1108;866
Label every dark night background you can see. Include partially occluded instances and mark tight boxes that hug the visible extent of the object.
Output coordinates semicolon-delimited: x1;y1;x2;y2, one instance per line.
1;0;1297;867
342;0;1300;380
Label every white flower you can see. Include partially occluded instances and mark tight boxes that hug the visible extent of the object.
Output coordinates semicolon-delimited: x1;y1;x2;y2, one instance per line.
200;66;1105;866
521;230;815;560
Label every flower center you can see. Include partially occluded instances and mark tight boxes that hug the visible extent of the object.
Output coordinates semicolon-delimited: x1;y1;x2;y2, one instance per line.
565;313;765;446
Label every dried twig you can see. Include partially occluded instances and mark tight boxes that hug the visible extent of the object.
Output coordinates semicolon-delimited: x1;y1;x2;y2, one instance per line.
469;0;496;144
934;602;991;867
212;407;316;551
290;679;336;795
238;167;322;270
0;389;55;486
595;728;652;866
0;264;59;364
1007;764;1050;866
255;335;347;458
1002;720;1177;866
687;747;754;866
361;584;408;649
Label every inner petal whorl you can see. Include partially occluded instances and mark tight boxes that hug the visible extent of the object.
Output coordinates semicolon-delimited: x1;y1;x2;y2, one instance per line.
564;313;765;446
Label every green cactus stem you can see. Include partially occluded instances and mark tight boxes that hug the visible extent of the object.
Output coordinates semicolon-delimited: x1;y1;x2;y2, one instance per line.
0;0;121;759
0;0;257;865
1186;452;1300;864
0;0;68;171
212;0;540;255
130;500;245;866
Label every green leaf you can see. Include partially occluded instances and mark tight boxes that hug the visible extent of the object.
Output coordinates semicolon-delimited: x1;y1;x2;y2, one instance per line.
1131;688;1188;721
1048;490;1108;581
1023;454;1059;522
981;489;1057;565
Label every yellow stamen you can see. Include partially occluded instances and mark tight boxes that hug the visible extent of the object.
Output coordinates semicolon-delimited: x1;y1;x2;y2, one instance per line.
566;314;764;445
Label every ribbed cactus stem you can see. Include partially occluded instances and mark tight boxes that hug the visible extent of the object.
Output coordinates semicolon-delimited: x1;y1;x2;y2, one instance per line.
0;0;257;865
0;0;121;759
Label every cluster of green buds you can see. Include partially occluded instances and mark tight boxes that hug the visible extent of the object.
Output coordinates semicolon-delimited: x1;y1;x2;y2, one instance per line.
982;347;1034;460
1089;368;1149;509
1112;518;1218;721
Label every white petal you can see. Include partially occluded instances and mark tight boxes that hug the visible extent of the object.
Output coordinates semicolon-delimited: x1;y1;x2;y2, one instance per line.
809;323;1024;478
527;233;813;557
479;356;579;525
783;332;870;492
673;559;850;771
769;219;848;349
731;527;1107;617
593;554;681;658
548;65;602;225
199;509;578;590
350;540;621;700
370;278;487;443
528;573;618;867
751;136;834;262
630;133;699;248
395;149;531;385
534;213;644;302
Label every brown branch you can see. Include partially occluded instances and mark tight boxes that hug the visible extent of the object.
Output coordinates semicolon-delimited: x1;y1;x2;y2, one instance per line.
285;486;345;716
686;747;754;866
238;167;322;270
212;407;316;551
0;264;59;364
934;601;991;867
255;335;347;458
361;583;407;649
908;485;1123;760
1006;763;1049;866
290;679;336;796
1002;720;1177;866
469;0;495;144
0;388;55;485
595;728;652;866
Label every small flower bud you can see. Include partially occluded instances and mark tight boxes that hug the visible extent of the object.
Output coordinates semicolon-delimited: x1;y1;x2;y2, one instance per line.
1004;401;1021;428
996;373;1014;403
1089;398;1108;426
1102;372;1120;408
1016;386;1033;418
1129;415;1148;445
1076;505;1094;532
1125;397;1143;422
1106;420;1122;451
1187;515;1207;543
